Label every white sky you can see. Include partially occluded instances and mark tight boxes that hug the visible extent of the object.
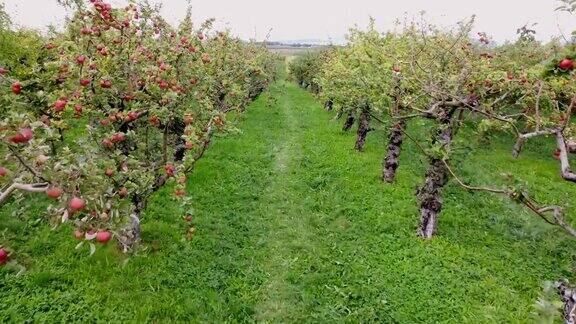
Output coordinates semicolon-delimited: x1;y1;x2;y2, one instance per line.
3;0;576;43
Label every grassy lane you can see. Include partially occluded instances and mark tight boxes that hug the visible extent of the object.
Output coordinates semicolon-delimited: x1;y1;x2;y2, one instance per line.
1;74;576;322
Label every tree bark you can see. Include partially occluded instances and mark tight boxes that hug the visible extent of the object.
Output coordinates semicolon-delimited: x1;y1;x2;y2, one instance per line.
118;212;141;253
342;111;356;132
417;118;454;239
555;131;576;183
382;120;406;182
355;110;371;151
512;129;557;158
556;280;576;324
324;99;333;111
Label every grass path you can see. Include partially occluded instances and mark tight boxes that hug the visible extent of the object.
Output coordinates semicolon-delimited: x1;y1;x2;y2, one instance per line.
1;75;576;322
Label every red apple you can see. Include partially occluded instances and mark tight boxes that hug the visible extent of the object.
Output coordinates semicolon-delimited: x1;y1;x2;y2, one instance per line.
559;58;574;71
126;111;139;121
102;138;114;149
105;168;115;177
0;167;7;177
0;248;7;265
96;231;112;243
111;132;126;143
76;55;87;65
80;78;91;87
11;82;21;94
100;79;112;88
69;197;86;212
54;99;67;112
10;128;33;144
123;94;134;102
165;164;175;177
46;187;63;199
158;80;169;90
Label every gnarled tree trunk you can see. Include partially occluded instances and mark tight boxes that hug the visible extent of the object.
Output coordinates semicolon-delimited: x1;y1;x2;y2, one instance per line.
118;212;141;253
556;280;576;324
382;120;406;183
355;110;371;151
417;115;454;239
342;111;356;132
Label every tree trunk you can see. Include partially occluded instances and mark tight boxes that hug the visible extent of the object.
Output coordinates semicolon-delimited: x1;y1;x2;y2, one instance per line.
342;111;355;132
355;110;371;151
324;99;333;111
118;212;141;253
383;120;406;182
417;121;453;239
556;280;576;324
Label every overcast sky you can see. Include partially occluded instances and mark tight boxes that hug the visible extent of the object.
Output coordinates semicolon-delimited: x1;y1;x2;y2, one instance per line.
3;0;576;43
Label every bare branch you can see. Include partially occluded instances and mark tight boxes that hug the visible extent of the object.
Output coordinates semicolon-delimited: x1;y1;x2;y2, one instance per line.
512;128;558;158
555;131;576;183
0;183;49;205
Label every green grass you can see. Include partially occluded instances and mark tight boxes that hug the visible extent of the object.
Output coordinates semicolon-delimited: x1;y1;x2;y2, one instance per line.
1;74;575;322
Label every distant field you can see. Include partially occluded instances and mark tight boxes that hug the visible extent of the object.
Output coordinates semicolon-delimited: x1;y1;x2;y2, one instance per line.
267;45;329;56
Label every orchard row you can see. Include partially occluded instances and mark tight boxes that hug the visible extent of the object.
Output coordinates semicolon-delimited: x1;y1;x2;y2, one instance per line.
290;17;576;318
0;0;277;261
290;18;576;241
